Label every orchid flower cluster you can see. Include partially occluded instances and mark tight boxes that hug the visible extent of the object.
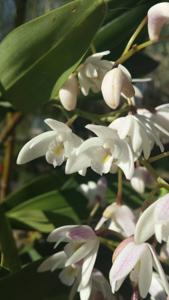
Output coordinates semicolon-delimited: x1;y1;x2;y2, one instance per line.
16;3;169;300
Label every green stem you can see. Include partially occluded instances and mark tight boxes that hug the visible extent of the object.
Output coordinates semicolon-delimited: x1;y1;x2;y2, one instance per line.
116;40;154;65
0;213;21;272
116;169;123;205
121;16;147;56
149;151;169;163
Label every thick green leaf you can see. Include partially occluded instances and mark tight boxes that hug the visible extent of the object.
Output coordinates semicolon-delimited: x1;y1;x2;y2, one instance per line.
0;0;106;112
6;187;88;232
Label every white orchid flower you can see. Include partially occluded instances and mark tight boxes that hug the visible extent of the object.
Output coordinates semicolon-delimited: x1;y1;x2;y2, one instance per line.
101;64;135;109
39;225;100;290
59;74;79;111
79;269;114;300
149;272;167;300
138;106;169;145
134;193;169;245
148;2;169;41
95;203;136;237
17;119;82;169
66;124;134;179
110;113;164;160
79;177;107;209
131;166;154;194
109;238;169;298
78;51;113;96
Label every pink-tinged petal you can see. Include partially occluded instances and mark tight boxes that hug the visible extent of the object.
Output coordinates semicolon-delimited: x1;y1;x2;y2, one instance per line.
68;226;96;241
148;244;169;295
47;225;77;243
154;193;169;221
37;251;66;272
17;131;56;164
138;246;153;298
109;242;146;292
134;201;157;244
44;118;71;133
115;205;136;237
65;240;97;267
80;241;99;288
148;3;169;41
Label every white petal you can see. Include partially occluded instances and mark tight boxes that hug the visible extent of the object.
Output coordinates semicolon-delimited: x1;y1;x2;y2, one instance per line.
80;241;99;288
115;205;136;237
148;244;169;295
109;242;146;292
77;137;103;155
117;141;134;180
79;283;92;300
138;246;153;298
148;3;169;41
37;251;66;272
86;124;116;140
65;241;96;267
134;201;157;244
47;225;77;243
87;50;110;61
109;116;132;140
65;152;91;174
17;131;56;164
44;118;71;133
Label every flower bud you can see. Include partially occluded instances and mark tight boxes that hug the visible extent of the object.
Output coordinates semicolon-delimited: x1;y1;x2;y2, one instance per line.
101;65;135;109
148;2;169;41
59;74;78;111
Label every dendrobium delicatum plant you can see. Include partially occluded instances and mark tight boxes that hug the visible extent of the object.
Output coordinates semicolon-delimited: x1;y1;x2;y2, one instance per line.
14;2;169;299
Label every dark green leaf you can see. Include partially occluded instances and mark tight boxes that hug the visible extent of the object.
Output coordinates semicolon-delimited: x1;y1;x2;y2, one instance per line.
0;261;69;300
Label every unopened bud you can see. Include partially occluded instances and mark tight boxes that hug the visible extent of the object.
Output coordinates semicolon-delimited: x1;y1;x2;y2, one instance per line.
59;74;78;111
148;2;169;41
101;65;135;109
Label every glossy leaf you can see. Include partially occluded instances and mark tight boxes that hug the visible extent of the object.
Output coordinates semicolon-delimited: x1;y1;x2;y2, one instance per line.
6;187;88;232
